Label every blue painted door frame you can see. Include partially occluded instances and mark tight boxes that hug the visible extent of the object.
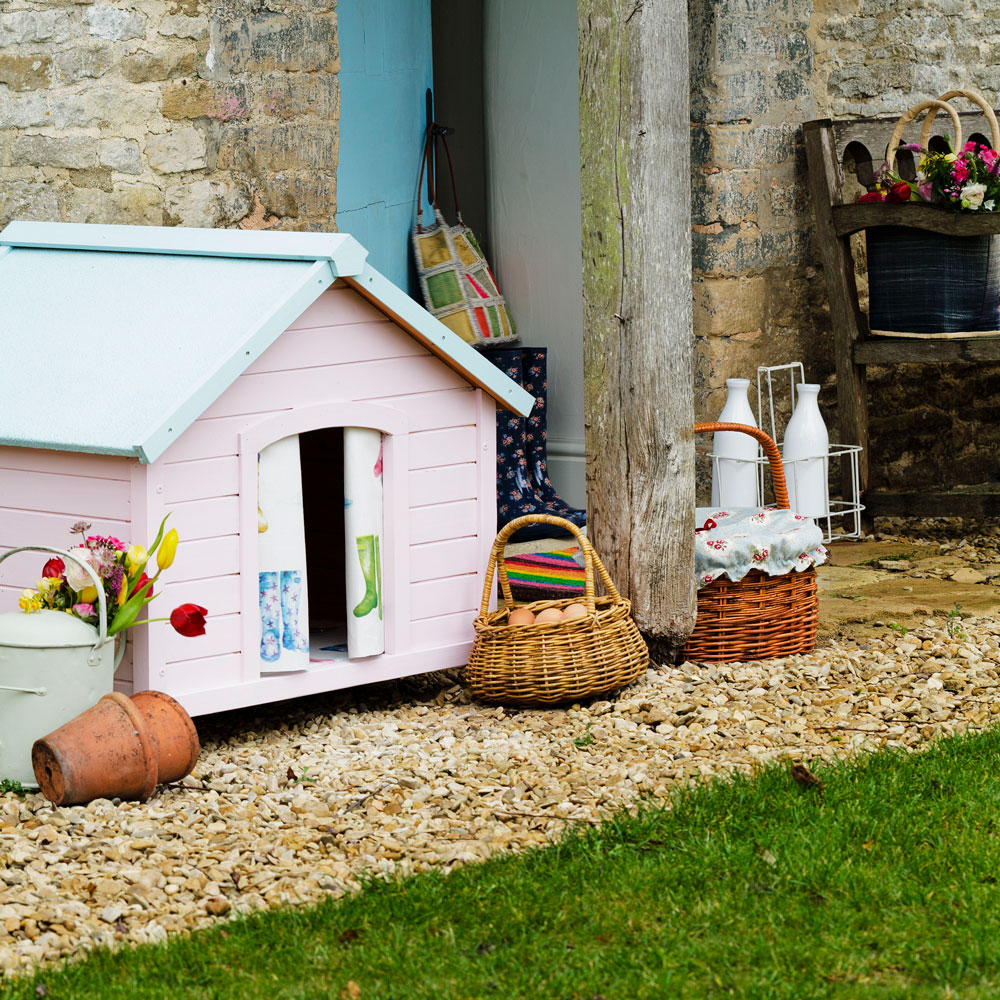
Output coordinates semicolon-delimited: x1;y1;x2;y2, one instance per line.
336;0;434;293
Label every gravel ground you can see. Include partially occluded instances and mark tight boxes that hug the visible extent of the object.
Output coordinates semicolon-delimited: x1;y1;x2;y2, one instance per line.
2;530;1000;976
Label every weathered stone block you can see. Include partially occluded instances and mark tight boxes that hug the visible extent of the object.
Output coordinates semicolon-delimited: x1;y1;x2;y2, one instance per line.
255;171;337;227
712;69;770;123
158;14;208;39
122;46;199;83
145;127;207;173
0;11;73;46
99;138;142;174
716;21;812;65
37;88;160;130
51;44;116;84
163;178;250;227
214;12;338;74
0;55;52;91
692;168;761;226
0;180;60;227
84;6;148;41
692;276;767;336
111;184;164;225
255;72;339;121
161;79;218;119
691;123;801;171
216;124;337;173
0;93;49;130
12;134;98;170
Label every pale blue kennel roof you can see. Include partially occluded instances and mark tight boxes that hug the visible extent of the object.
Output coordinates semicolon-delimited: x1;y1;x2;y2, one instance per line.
0;221;533;463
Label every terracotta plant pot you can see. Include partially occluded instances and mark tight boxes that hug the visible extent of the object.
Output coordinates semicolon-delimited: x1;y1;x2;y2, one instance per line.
131;690;200;783
31;690;200;806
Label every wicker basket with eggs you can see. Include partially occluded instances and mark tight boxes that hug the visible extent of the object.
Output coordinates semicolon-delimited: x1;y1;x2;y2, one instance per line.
465;515;649;706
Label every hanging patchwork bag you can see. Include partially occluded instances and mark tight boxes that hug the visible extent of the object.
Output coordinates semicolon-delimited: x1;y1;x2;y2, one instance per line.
412;124;518;346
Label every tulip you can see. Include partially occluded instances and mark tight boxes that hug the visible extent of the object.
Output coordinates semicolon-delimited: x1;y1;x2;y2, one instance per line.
170;604;207;637
156;529;179;572
42;557;64;579
858;190;885;203
126;545;148;575
129;573;153;601
886;181;912;204
72;603;95;618
78;585;98;604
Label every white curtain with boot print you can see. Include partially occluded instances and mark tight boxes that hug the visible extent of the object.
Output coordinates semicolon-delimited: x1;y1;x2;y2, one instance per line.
343;427;384;658
257;435;311;673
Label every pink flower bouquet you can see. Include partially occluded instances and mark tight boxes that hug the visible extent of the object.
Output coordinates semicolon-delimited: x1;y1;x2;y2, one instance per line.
858;139;1000;212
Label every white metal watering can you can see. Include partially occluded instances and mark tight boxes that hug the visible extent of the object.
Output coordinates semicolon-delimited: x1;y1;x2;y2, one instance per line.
0;546;126;788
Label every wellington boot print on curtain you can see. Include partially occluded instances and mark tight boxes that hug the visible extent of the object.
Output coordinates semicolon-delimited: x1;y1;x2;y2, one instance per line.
352;534;382;620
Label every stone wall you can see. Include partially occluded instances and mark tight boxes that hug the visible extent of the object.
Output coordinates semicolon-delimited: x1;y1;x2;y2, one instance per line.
0;1;339;232
690;0;1000;501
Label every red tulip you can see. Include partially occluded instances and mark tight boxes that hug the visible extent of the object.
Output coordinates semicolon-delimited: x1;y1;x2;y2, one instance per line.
858;190;885;203
170;604;207;637
42;557;65;579
886;181;913;204
129;572;153;600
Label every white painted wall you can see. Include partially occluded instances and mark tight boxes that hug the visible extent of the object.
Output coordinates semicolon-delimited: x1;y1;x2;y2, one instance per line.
483;0;586;509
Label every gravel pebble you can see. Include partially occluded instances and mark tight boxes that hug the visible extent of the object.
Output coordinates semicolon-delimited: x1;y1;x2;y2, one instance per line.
2;529;999;977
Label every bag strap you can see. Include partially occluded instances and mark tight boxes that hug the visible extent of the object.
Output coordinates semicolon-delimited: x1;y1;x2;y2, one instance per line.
416;123;463;234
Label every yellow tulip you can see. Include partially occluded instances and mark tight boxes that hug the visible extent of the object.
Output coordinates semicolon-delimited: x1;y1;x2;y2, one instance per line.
156;529;179;571
79;586;98;604
126;544;148;575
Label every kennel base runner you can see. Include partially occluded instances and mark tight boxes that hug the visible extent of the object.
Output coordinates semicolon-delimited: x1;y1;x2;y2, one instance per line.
0;222;534;716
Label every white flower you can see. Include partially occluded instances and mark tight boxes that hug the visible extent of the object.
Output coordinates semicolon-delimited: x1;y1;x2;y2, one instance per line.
986;199;996;211
961;182;987;209
64;546;98;591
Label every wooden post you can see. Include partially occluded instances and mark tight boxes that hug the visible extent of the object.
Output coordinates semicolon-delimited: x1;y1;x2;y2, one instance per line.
578;0;695;659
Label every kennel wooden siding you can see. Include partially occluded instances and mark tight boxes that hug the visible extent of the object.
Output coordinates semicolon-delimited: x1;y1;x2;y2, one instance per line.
0;222;533;716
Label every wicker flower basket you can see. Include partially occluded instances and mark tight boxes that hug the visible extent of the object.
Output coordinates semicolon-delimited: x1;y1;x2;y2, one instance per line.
684;422;819;662
465;515;649;706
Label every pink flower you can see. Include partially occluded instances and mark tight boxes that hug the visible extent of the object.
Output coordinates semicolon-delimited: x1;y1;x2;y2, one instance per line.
72;603;95;617
918;180;935;202
965;140;979;152
952;159;969;183
86;535;126;551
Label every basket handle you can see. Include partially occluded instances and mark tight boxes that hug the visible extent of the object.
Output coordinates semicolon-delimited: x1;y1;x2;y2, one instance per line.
477;514;622;617
886;99;962;171
695;422;789;509
921;89;1000;152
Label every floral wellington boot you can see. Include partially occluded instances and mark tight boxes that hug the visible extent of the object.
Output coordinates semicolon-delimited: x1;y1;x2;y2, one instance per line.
280;570;308;651
258;571;280;662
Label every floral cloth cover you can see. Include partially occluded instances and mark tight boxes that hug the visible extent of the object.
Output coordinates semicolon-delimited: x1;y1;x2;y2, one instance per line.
695;507;828;589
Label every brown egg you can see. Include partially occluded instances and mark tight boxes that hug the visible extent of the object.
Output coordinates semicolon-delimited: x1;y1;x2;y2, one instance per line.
507;608;536;626
534;607;565;624
562;602;589;620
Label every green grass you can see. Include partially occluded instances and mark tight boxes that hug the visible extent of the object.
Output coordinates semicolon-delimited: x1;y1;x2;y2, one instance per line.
8;727;1000;999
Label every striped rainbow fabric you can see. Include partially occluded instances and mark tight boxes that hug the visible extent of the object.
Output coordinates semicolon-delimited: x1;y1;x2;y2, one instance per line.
503;547;586;600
